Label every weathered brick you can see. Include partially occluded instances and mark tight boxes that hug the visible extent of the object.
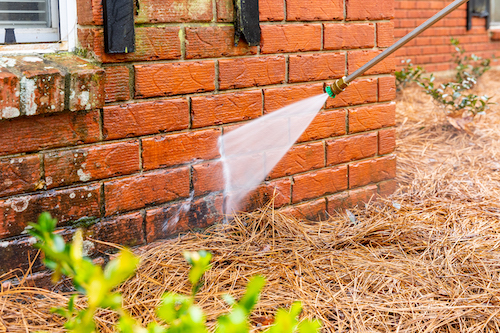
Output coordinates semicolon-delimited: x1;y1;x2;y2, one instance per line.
378;128;396;155
280;198;327;221
377;21;394;47
260;0;284;21
378;179;397;197
44;141;140;188
104;168;190;216
88;212;145;252
76;0;103;25
268;142;324;179
288;53;345;83
104;66;130;103
348;51;395;75
292;166;348;203
324;23;375;50
286;0;343;21
237;178;291;211
0;235;43;275
260;24;322;54
264;84;324;113
193;161;224;196
192;91;262;128
327;185;378;213
0;155;40;198
346;0;394;20
349;155;396;189
325;79;378;109
378;76;396;102
78;27;181;63
135;61;215;98
186;26;257;59
142;129;221;170
103;99;189;140
217;0;234;21
348;103;396;133
0;68;20;119
326;133;377;166
219;56;286;90
135;0;212;23
0;110;100;156
145;194;223;242
0;184;101;238
297;109;346;142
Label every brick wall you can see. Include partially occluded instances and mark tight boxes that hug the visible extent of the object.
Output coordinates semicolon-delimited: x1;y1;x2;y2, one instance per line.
0;0;397;278
395;0;500;72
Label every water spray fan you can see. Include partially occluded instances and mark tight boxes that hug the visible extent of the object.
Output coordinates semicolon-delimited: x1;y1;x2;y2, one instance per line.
326;0;470;98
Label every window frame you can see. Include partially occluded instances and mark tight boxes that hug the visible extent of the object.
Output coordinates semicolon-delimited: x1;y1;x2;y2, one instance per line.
492;0;500;27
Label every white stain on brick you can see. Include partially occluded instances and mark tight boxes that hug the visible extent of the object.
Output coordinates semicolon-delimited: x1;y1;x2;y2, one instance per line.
70;192;76;199
2;106;20;118
22;56;43;62
0;57;16;67
46;176;53;186
82;240;95;257
27;237;37;245
20;77;38;116
7;197;31;212
80;91;90;109
4;179;13;187
0;241;9;248
77;168;91;182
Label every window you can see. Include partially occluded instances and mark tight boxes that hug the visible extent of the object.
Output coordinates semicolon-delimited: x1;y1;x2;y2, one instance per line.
492;0;500;27
0;0;76;51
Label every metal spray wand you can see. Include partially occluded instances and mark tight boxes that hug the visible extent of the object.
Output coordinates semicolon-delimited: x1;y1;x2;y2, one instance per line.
326;0;470;98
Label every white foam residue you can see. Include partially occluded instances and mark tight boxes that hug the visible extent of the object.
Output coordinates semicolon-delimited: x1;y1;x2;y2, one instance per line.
77;169;91;182
22;56;43;62
20;77;38;116
7;197;31;212
2;107;20;118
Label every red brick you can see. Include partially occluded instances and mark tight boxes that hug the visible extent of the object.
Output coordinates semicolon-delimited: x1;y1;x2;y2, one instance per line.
135;0;212;23
378;76;396;102
325;79;378;109
44;141;140;188
260;0;284;21
145;194;223;242
346;0;394;20
142;129;221;170
349;155;396;189
260;24;322;54
186;26;257;59
286;0;343;21
492;30;500;41
104;168;190;216
89;212;145;252
0;235;43;275
191;91;262;128
193;161;224;196
298;109;346;142
217;0;234;21
348;51;395;75
104;66;130;103
264;84;324;113
76;0;103;25
237;178;291;211
0;184;101;238
324;23;375;50
327;185;377;213
219;56;286;90
348;103;396;134
134;61;215;98
378;128;396;155
103;99;189;140
77;27;181;63
0;68;20;119
377;22;394;47
280;198;327;221
326;133;377;166
378;179;397;197
0;110;100;156
292;166;348;203
268;142;324;179
289;53;345;83
0;155;40;197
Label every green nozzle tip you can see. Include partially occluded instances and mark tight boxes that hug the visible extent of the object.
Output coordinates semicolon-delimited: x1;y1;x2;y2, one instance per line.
325;86;336;98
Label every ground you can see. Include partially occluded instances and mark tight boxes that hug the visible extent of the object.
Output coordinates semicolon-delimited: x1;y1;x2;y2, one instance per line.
2;69;500;332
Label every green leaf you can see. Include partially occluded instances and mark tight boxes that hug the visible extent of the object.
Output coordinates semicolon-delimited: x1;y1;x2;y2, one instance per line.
237;276;265;314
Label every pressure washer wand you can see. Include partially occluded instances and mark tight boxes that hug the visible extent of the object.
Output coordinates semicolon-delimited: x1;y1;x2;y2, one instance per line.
326;0;469;97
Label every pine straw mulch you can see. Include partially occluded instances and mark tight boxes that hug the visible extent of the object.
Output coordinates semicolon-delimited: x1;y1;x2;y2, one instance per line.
2;69;500;333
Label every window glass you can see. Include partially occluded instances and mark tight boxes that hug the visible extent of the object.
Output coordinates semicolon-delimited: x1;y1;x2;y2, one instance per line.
0;0;51;28
492;0;500;25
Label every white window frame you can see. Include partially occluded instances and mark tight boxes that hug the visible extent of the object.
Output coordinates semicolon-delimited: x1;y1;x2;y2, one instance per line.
0;0;77;54
492;0;500;28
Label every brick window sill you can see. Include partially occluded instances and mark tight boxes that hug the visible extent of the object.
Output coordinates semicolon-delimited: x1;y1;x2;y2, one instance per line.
0;54;104;120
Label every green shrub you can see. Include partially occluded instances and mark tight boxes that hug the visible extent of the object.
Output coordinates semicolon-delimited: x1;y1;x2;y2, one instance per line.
451;37;490;87
29;213;321;333
395;59;425;91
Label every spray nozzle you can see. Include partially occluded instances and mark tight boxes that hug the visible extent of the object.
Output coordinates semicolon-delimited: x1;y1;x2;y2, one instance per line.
326;77;348;98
